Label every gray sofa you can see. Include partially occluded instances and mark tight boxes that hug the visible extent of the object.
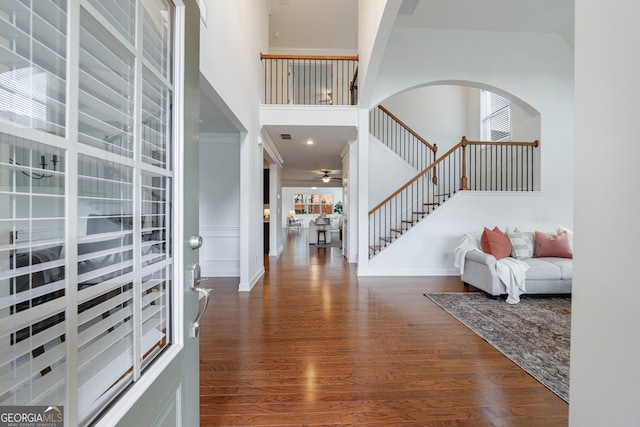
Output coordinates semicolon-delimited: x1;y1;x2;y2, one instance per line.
461;250;573;297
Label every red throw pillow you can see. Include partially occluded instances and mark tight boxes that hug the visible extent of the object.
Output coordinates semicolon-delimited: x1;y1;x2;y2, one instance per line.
534;230;573;258
480;227;512;260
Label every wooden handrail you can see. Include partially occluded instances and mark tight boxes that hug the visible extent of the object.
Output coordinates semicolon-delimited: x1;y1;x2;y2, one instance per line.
368;137;539;215
462;137;539;148
377;105;437;153
260;53;359;61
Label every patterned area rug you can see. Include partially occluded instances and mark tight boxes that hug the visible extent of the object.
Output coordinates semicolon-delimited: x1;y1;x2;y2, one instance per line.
424;292;571;402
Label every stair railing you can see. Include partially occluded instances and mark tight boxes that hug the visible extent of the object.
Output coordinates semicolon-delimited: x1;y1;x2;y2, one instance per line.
368;137;539;257
369;105;438;173
261;54;359;106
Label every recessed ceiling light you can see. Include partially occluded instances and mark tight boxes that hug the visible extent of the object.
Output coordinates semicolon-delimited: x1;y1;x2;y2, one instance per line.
306;139;314;145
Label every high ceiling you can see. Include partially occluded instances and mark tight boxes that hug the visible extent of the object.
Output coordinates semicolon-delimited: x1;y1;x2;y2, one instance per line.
200;0;574;187
394;0;574;47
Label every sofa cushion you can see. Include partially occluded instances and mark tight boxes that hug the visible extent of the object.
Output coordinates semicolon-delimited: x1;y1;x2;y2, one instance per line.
523;258;563;280
480;227;511;260
537;257;573;280
534;230;573;258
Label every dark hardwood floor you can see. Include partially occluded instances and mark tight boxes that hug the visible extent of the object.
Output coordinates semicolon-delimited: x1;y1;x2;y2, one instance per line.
199;230;568;426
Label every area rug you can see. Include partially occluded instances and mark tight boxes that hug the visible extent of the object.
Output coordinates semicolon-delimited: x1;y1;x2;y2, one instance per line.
423;292;571;402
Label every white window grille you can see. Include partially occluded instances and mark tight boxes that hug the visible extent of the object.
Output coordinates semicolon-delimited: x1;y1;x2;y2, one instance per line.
0;0;176;425
481;90;511;141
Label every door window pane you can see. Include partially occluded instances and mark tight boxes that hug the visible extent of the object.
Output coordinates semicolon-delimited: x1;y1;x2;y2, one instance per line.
78;8;135;157
0;0;67;136
0;133;66;407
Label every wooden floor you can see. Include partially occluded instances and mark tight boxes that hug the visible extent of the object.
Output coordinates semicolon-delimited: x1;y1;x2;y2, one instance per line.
199;231;568;426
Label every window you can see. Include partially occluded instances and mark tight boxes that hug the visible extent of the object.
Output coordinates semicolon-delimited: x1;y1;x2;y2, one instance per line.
0;1;176;425
481;91;511;141
293;193;333;215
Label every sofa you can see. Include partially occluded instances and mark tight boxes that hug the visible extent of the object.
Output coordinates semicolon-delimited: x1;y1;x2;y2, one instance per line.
455;226;573;303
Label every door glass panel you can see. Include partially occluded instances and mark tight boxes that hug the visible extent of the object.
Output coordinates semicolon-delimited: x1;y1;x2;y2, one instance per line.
0;132;66;407
143;0;173;80
141;171;170;266
77;154;133;290
86;0;136;44
141;265;171;370
141;66;172;169
78;8;135;157
0;0;67;136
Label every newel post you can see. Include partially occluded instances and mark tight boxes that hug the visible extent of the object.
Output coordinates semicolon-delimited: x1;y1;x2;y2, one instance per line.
460;137;469;190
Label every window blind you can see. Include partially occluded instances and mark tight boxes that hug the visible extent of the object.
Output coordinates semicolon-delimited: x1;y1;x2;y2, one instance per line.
482;91;511;142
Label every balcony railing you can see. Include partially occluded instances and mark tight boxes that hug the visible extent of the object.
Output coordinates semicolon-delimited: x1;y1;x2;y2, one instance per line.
261;54;359;105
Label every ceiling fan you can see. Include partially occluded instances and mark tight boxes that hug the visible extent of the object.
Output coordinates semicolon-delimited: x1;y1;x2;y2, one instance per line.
315;170;342;183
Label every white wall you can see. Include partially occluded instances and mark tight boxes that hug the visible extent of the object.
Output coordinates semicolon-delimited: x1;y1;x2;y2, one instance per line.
368;135;417;209
267;164;283;257
570;1;640;425
382;85;541;154
199;134;240;277
200;0;269;291
357;0;400;108
359;27;573;275
383;85;470;150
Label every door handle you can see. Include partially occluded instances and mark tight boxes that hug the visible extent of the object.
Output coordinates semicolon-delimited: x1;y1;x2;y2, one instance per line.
191;287;211;338
187;262;211;338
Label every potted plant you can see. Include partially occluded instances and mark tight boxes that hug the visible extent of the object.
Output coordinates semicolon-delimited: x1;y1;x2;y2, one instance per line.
333;201;343;215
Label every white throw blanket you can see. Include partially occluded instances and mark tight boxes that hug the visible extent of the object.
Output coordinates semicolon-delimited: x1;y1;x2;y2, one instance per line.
453;232;479;274
495;257;528;304
454;233;529;304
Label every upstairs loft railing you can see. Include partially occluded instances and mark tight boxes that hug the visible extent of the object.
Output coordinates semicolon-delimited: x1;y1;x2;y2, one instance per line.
370;105;438;172
369;137;540;257
261;54;359;105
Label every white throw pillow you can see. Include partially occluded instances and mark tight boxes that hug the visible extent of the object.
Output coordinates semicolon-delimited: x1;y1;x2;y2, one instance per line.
557;225;574;251
508;228;535;259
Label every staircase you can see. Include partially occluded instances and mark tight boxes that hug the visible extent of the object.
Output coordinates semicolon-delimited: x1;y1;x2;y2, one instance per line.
368;106;540;259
